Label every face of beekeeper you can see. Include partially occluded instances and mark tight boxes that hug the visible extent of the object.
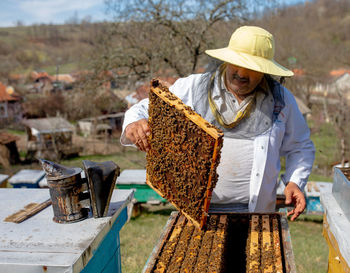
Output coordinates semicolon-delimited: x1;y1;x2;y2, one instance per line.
224;63;264;101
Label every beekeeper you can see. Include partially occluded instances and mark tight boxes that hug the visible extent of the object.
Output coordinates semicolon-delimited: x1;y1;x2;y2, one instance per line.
120;26;315;221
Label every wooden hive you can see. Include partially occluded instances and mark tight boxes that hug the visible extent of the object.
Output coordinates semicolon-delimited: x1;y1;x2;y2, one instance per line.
143;212;296;273
146;79;224;229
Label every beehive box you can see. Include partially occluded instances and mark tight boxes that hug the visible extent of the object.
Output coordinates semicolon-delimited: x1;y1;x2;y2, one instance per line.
146;79;224;229
143;212;296;273
321;167;350;272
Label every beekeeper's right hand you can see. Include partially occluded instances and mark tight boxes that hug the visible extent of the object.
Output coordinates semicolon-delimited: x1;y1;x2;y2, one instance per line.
124;118;150;152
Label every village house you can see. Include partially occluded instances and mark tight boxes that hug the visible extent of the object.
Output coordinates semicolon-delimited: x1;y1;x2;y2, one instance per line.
77;112;125;137
22;117;80;161
312;70;350;104
0;82;21;128
124;77;177;107
30;71;75;95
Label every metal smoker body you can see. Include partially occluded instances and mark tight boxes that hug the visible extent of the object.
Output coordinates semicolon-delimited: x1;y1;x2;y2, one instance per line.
40;159;120;223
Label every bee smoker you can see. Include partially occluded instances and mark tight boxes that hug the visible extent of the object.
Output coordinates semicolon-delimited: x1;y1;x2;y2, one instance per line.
39;159;120;223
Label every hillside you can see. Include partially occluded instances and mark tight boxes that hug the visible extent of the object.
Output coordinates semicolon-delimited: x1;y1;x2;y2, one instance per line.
0;0;349;84
0;22;104;80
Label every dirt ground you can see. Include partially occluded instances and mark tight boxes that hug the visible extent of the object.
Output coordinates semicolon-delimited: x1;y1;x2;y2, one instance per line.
72;134;125;155
16;133;124;156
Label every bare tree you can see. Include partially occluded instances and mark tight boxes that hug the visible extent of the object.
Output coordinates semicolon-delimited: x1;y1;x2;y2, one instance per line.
331;85;350;167
98;0;271;81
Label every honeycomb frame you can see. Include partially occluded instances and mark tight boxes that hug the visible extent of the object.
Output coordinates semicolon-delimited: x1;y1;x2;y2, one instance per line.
146;79;224;229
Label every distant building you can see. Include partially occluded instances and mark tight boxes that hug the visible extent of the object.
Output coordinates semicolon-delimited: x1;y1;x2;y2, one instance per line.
294;96;311;119
22;117;80;161
124;77;177;107
312;71;350;104
0;132;20;169
0;82;22;128
78;113;124;137
30;71;75;94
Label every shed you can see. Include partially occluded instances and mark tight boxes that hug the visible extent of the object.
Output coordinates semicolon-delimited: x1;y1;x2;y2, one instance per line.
22;117;80;160
78;112;124;137
0;132;20;168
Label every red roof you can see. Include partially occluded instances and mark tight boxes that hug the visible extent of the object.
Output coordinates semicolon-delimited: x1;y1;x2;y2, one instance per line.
292;68;305;76
330;69;350;77
133;77;178;101
0;82;20;102
31;71;50;80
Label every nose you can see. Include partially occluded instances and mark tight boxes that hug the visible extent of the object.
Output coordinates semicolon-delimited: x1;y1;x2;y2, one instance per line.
235;67;249;79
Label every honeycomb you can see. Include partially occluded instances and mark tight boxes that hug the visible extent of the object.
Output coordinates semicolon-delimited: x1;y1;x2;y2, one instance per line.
146;79;223;229
144;213;286;273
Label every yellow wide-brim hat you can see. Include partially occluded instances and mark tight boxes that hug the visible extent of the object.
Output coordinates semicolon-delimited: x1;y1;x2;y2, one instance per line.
205;26;294;77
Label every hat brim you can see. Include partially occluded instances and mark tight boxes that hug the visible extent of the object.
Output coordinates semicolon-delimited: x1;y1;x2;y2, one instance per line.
205;48;294;77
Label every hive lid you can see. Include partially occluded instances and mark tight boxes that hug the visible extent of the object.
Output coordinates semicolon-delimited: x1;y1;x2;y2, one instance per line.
333;167;350;221
146;79;223;229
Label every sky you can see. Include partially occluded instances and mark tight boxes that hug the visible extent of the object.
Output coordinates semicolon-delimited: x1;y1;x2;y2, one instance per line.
0;0;307;27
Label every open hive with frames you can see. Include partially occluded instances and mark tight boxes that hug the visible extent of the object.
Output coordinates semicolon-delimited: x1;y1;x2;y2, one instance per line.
146;79;224;229
143;212;294;273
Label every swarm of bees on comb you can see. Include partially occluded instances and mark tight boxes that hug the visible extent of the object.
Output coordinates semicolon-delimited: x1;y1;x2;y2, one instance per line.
146;79;223;229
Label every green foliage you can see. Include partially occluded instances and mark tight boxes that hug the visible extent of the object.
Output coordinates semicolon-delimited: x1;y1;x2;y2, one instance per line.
119;205;173;273
289;215;328;273
5;129;26;135
310;122;339;176
60;149;147;171
43;62;78;75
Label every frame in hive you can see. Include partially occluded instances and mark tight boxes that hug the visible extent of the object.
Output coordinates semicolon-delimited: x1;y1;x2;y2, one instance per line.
146;79;224;229
142;212;295;273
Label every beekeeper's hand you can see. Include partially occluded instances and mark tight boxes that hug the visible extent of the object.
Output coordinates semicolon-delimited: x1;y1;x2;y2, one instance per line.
125;119;150;152
284;182;306;221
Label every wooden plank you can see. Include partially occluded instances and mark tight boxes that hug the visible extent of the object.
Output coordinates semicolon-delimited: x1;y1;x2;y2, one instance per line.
272;217;283;273
248;215;260;272
262;215;273;273
4;199;52;223
201;138;222;228
280;213;297;273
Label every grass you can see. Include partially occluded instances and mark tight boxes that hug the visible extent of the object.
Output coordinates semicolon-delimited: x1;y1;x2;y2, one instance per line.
289;215;329;273
308;173;332;182
43;62;79;74
310;122;340;175
60;148;147;171
4;129;26;135
119;204;175;273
